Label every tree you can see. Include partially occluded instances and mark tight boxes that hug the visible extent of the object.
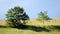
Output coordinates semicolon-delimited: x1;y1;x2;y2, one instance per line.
38;11;51;26
6;6;29;28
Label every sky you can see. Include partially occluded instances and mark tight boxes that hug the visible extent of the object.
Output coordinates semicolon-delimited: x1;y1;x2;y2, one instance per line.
0;0;60;19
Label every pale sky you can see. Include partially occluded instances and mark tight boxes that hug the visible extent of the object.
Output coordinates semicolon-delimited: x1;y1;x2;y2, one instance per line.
0;0;60;19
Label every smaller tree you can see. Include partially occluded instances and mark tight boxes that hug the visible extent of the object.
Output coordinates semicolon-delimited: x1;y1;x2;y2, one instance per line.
38;11;51;26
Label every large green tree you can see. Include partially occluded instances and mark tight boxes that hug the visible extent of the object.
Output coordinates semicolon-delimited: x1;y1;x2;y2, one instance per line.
6;6;29;28
38;11;51;26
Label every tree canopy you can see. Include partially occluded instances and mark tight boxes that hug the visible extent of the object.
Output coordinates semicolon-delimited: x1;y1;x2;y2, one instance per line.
38;11;51;25
6;6;29;28
38;11;50;20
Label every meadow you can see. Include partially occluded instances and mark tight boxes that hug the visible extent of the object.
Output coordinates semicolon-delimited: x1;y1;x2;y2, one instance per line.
0;18;60;34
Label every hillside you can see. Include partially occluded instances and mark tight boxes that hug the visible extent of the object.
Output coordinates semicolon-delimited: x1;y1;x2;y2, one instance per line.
0;18;60;26
27;18;60;26
0;18;60;34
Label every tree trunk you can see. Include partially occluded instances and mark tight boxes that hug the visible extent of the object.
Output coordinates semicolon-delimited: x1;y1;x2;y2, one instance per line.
42;19;45;27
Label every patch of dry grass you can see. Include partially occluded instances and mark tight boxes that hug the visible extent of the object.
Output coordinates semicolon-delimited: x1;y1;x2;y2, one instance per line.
0;20;6;25
27;18;60;26
0;18;60;26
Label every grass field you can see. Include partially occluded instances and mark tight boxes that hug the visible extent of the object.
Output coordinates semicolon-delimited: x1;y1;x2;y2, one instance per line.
0;18;60;34
0;27;60;34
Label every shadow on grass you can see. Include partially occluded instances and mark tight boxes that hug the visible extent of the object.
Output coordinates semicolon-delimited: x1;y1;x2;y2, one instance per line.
0;25;60;32
15;25;50;32
0;25;7;28
47;25;60;31
0;25;50;32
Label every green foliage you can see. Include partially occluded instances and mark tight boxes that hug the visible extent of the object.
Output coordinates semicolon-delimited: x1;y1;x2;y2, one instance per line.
6;6;29;27
38;11;51;25
38;11;51;21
